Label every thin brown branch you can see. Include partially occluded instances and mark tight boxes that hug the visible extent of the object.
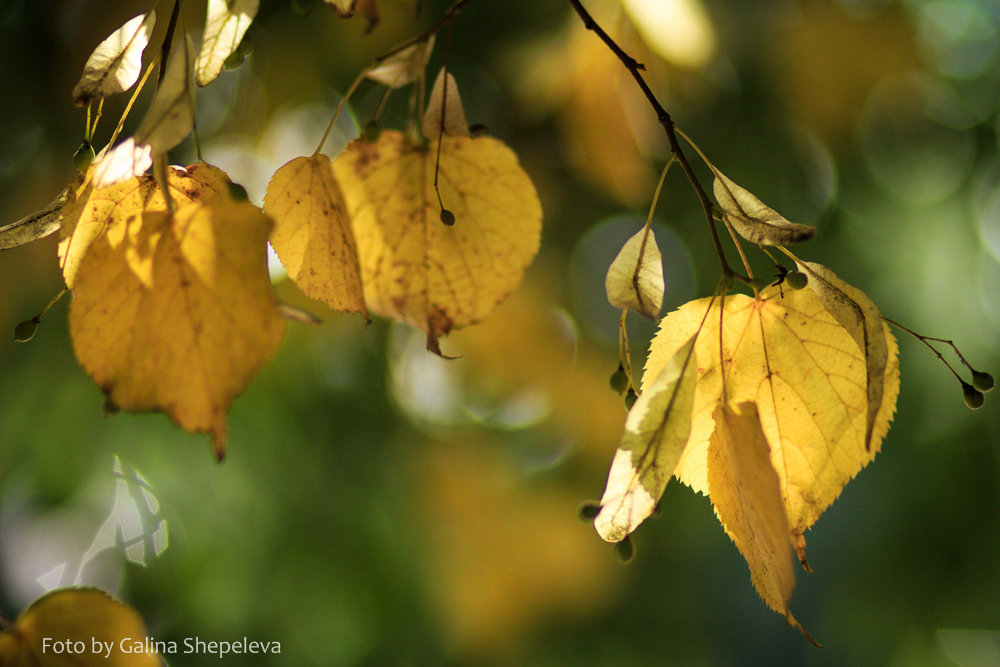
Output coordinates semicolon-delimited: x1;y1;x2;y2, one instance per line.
375;0;475;67
567;0;736;278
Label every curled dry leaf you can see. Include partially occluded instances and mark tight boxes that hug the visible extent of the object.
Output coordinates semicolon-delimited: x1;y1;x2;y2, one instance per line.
263;155;367;317
0;588;159;666
72;12;156;107
421;68;470;140
323;0;379;31
60;162;230;288
595;336;697;542
604;226;664;319
707;402;818;645
94;36;196;187
196;0;259;87
332;130;541;350
0;177;82;251
644;284;899;539
794;260;888;451
711;168;816;246
69;199;285;459
367;36;434;88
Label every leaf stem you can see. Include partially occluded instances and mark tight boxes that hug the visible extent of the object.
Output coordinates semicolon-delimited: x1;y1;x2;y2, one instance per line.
881;316;967;382
717;280;728;399
618;308;636;392
314;69;368;156
89;99;104;142
159;0;182;86
629;156;674;315
39;288;68;319
432;18;455;218
314;0;476;156
568;0;736;279
721;215;753;280
106;58;159;151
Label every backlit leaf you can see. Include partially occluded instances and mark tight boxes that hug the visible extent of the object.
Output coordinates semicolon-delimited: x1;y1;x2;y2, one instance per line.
795;260;888;450
196;0;259;87
595;336;697;542
72;12;156;107
263;155;366;316
59;163;230;288
421;69;470;140
707;402;815;643
367;36;434;88
604;227;663;319
711;168;816;246
332;130;541;349
94;36;195;187
0;588;158;666
69;199;284;458
644;285;899;538
91;138;153;189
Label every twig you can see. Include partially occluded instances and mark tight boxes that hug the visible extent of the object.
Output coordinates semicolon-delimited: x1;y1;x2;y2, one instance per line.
567;0;735;279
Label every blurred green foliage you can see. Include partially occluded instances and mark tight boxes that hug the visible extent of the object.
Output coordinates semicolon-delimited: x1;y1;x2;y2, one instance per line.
2;0;999;664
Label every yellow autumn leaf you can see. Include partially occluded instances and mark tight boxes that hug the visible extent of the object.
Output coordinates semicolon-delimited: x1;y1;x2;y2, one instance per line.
59;162;230;288
794;260;888;451
422;68;470;140
594;336;697;542
644;284;899;539
69;199;284;459
332;130;541;349
0;588;159;667
196;0;259;87
72;12;156;107
263;155;366;316
707;401;816;644
604;226;663;319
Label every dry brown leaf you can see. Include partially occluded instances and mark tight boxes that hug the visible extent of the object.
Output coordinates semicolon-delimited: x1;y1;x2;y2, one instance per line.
421;68;470;140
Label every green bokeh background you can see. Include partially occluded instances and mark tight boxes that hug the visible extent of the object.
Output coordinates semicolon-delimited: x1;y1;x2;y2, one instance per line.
2;0;999;664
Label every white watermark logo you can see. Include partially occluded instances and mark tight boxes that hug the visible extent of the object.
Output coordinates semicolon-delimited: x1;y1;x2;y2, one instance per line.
41;635;282;658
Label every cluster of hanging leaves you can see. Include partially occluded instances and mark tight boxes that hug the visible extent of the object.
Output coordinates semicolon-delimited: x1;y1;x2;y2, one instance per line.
1;4;541;458
594;159;903;642
0;588;158;667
